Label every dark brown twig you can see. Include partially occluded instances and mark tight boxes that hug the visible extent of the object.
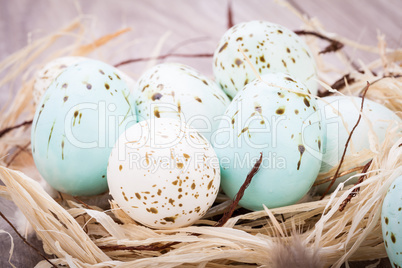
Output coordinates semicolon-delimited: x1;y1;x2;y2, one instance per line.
73;196;93;210
0;120;33;139
114;53;213;68
329;73;357;92
326;73;401;96
227;0;234;29
320;81;371;200
215;152;263;227
294;30;344;54
0;211;57;267
339;159;373;212
99;242;178;252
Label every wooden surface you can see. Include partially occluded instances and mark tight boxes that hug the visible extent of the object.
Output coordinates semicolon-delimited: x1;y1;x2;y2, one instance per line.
1;0;401;267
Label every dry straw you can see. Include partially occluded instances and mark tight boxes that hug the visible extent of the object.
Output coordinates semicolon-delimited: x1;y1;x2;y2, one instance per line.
0;4;401;268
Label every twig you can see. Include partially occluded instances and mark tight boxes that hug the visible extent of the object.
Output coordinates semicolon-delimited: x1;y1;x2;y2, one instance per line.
99;242;178;252
114;53;213;68
227;0;234;29
0;120;33;139
0;211;57;268
313;166;365;186
215;152;263;227
327;72;401;96
294;30;344;54
73;196;93;210
320;81;371;200
329;73;357;92
339;159;373;212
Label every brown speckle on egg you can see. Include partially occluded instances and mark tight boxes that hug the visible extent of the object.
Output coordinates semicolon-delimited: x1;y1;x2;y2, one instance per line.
147;207;158;214
154;108;160;118
235;58;243;66
391;233;396;243
297;145;305;170
275;107;285;115
218;42;228;53
152;93;163;100
303;97;310;107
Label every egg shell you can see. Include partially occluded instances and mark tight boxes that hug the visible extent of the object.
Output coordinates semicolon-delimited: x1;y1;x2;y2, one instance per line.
33;57;86;106
107;118;220;229
213;73;323;211
31;59;137;196
382;175;402;267
33;56;136;106
213;20;318;99
135;63;230;142
314;96;400;194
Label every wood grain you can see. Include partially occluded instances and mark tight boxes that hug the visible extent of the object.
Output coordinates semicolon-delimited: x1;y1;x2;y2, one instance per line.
1;0;401;267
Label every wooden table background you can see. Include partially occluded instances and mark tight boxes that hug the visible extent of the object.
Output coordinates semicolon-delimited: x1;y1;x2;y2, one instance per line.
1;0;401;267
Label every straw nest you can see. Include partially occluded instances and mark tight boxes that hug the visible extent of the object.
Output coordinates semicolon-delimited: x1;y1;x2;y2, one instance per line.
0;3;401;268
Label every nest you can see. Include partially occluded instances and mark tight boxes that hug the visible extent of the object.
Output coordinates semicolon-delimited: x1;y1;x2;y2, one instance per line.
0;3;401;268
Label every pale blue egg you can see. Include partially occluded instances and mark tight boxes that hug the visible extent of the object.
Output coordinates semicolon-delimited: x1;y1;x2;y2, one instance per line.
213;72;323;211
314;96;400;194
382;175;402;267
31;59;137;196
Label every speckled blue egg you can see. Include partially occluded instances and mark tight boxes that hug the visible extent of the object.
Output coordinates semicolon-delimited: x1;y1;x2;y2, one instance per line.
314;96;400;194
213;72;323;211
382;175;402;267
135;63;230;142
31;59;137;196
213;20;318;99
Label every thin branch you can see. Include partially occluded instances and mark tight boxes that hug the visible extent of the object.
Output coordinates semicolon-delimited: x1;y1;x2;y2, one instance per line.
215;152;263;227
339;159;373;212
73;196;93;210
99;242;178;252
320;81;371;200
329;73;357;92
326;72;401;96
0;120;33;139
0;211;57;267
114;53;213;68
227;0;234;29
294;30;344;54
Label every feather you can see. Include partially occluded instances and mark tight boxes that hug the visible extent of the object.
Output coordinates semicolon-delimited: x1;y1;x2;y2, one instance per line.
270;234;323;268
